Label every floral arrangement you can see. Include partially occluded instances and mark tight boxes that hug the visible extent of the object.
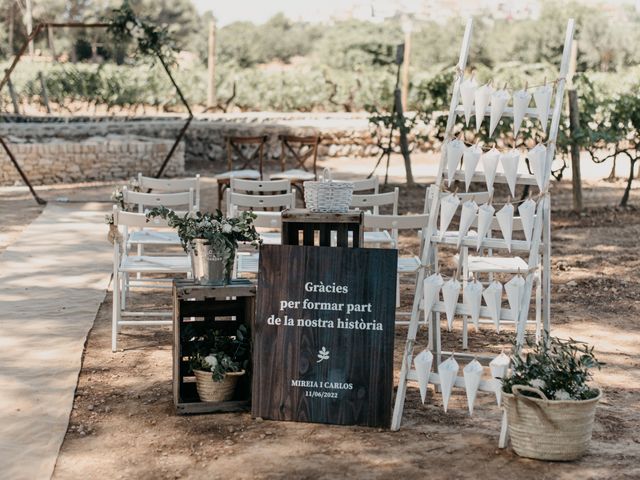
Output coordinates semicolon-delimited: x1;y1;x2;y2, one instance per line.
104;177;141;225
189;325;250;382
502;334;600;401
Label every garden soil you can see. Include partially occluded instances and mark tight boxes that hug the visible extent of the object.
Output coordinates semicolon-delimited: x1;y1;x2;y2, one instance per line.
2;172;638;480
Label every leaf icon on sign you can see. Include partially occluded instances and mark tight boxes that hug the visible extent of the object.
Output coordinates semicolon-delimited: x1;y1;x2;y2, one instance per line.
317;347;330;363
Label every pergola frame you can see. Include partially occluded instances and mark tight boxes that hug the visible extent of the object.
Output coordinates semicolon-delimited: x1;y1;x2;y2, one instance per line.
0;22;193;205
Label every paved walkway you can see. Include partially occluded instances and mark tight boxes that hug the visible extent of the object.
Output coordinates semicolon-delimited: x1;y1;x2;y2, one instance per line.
0;203;111;480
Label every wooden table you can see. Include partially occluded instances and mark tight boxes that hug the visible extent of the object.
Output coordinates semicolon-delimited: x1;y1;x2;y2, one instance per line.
281;209;364;247
172;279;256;414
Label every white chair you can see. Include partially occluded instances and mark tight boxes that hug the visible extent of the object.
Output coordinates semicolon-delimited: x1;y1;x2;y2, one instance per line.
137;173;200;211
111;206;192;352
363;213;429;316
351;188;399;246
350;176;379;194
228;178;292;215
227;191;296;275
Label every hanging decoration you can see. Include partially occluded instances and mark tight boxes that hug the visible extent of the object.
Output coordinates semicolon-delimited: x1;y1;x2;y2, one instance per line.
463;143;482;191
489;87;510;136
446;139;466;187
438;356;460;412
534;83;553;134
482;280;503;331
500;149;520;197
439;193;460;239
481;147;500;194
505;275;526;325
463;359;484;415
463;278;483;327
528;143;548;191
423;273;444;314
475;202;495;251
457;200;478;247
474;83;494;132
518;197;536;244
460;76;477;127
496;201;514;252
442;278;462;330
512;88;532;135
489;352;511;406
413;349;434;404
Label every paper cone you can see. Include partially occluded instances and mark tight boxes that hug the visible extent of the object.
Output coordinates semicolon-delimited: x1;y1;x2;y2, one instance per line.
463;359;484;415
496;202;514;252
457;200;478;247
475;202;495;251
490;352;510;405
474;83;494;133
505;275;525;319
481;148;500;194
423;273;444;314
439;193;460;240
463;144;482;191
414;349;433;404
482;280;503;331
463;279;483;327
512;89;532;135
438;356;459;413
534;84;552;134
518;198;536;244
460;77;477;127
528;143;548;191
442;278;461;330
446;139;465;187
489;89;509;136
500;149;520;197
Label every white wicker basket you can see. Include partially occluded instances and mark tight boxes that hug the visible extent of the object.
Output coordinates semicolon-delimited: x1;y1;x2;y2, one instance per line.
304;168;354;213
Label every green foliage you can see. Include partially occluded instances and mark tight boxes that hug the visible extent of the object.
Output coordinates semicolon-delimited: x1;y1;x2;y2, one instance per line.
188;325;250;382
502;334;600;401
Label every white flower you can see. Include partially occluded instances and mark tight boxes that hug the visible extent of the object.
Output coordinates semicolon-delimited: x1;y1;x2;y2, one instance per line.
554;389;571;400
222;223;232;233
204;355;218;371
125;21;134;30
530;378;546;389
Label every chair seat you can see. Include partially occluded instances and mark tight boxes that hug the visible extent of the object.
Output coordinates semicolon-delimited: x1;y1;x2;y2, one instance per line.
259;232;282;245
464;255;529;274
398;256;421;273
120;255;191;273
128;229;181;245
215;169;261;180
270;169;316;181
236;253;259;273
363;230;394;245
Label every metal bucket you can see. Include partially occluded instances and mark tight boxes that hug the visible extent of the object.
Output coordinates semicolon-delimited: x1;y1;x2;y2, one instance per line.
190;239;230;285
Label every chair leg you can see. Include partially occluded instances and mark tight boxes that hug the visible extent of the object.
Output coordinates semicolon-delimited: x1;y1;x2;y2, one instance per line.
535;271;542;342
498;409;509;448
121;272;128;310
112;270;120;352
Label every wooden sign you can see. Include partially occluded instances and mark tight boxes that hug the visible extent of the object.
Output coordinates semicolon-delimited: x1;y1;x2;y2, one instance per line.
252;245;397;428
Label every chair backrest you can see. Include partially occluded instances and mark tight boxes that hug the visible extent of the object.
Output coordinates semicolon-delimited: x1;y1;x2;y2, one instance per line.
123;187;195;214
363;212;429;249
228;191;295;213
225;135;267;174
349;176;379;194
350;188;399;215
137;173;200;209
230;178;291;194
279;134;319;175
112;205;172;229
252;211;282;229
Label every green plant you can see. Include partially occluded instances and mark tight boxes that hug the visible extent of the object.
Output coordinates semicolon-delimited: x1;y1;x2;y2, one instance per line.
189;325;250;382
502;334;600;401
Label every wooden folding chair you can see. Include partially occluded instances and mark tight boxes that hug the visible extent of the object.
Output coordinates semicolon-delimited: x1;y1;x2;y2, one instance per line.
269;135;319;199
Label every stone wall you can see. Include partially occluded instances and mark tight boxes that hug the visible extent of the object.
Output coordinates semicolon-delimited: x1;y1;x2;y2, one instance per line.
0;135;184;185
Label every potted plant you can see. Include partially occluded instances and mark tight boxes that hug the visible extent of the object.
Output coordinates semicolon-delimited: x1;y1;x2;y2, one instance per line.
189;325;250;403
501;334;601;461
146;207;260;285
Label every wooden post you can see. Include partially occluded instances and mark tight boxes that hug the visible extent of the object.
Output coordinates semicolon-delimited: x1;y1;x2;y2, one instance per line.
8;1;15;56
25;0;34;57
38;71;51;113
567;40;582;213
207;20;217;109
7;75;20;114
47;25;57;60
401;19;412;111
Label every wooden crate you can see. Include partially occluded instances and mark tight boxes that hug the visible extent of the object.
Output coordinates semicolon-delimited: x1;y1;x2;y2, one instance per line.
173;279;256;414
281;209;364;247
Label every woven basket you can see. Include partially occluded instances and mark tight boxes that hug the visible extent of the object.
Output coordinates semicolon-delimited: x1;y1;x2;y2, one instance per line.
304;168;354;213
193;369;245;403
503;385;601;461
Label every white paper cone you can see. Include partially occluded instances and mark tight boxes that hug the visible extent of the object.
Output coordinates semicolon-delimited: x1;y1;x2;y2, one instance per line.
489;89;509;136
512;89;532;135
446;139;465;187
413;349;433;404
490;352;511;405
476;202;495;251
438;356;459;413
496;202;514;252
482;280;503;331
518;198;536;244
534;84;552;134
439;194;460;240
442;278;461;330
528;143;548;190
463;279;483;327
500;149;520;197
460;77;477;127
457;200;478;247
463;359;484;415
423;273;444;314
505;275;525;322
481;148;500;194
463;144;482;191
474;83;494;133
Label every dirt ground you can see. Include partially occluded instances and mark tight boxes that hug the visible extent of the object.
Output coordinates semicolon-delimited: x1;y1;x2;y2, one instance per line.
2;171;639;480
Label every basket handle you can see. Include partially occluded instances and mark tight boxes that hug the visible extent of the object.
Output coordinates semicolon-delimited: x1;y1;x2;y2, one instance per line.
512;385;549;400
322;167;332;183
